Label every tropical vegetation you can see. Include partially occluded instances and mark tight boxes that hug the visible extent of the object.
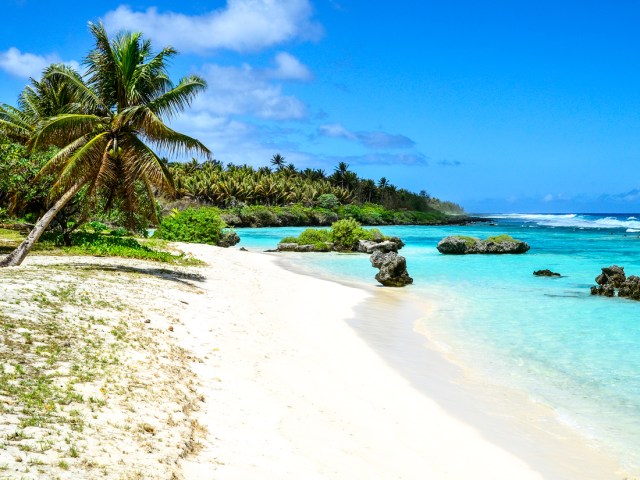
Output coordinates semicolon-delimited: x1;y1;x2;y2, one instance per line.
165;156;463;216
0;25;466;262
0;22;209;266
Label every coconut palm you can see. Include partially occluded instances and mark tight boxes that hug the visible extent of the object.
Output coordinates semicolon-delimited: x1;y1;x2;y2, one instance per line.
0;22;210;267
0;64;83;143
270;153;286;171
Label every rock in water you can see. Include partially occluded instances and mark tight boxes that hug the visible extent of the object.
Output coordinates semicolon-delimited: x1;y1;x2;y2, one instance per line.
357;238;403;254
217;231;240;248
437;236;530;254
619;275;640;300
590;265;640;300
370;251;413;287
533;269;561;277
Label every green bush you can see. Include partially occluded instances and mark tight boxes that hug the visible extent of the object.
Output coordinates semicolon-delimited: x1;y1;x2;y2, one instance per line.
486;234;515;243
60;233;184;263
452;236;480;247
329;218;369;250
316;193;340;210
297;228;331;245
110;227;128;237
87;221;108;234
153;207;226;245
280;236;299;243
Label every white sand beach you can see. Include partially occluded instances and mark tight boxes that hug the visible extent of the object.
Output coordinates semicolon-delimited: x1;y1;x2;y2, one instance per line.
0;244;625;479
172;244;623;480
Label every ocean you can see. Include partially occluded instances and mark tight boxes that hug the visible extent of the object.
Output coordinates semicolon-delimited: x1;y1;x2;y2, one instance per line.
236;213;640;472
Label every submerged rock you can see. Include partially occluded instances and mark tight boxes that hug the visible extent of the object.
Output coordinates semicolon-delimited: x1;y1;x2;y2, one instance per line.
370;251;413;287
533;269;561;277
437;235;530;254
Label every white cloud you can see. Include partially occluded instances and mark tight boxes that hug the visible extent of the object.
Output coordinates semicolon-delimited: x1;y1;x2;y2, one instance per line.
0;47;79;78
104;0;323;53
318;123;415;149
194;62;307;120
318;123;356;140
269;52;312;80
171;112;310;166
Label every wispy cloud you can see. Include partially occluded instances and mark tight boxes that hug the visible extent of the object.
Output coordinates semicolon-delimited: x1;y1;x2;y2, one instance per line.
171;112;307;165
318;123;415;149
103;0;323;53
438;159;462;167
194;60;308;120
322;152;428;166
0;47;79;78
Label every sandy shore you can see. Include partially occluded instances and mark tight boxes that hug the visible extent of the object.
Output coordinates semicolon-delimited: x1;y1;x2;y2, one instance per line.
0;244;624;479
171;244;623;479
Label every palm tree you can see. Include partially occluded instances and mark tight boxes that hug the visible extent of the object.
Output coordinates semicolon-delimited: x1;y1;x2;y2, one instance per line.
332;161;350;189
0;22;209;267
270;153;286;171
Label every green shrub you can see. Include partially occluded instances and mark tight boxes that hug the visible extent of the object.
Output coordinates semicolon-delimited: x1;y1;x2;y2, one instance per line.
317;193;340;210
239;205;278;226
452;236;480;247
60;233;184;263
153;207;226;245
280;236;299;243
329;218;368;250
86;221;108;234
279;220;389;251
110;227;128;237
297;228;331;245
486;234;515;243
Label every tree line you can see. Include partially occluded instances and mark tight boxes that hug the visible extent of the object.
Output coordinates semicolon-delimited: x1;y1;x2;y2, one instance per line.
167;156;463;214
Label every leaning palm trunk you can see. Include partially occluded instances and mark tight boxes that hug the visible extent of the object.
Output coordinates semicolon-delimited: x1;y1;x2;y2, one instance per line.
0;183;84;267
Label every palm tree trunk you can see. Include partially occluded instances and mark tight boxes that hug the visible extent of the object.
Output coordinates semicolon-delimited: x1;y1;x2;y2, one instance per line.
0;183;84;268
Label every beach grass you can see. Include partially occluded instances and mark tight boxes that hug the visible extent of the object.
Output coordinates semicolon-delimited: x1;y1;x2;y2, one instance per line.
0;228;203;266
0;256;207;478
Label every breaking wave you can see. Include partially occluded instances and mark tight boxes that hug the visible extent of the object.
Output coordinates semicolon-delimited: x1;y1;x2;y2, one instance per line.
490;213;640;230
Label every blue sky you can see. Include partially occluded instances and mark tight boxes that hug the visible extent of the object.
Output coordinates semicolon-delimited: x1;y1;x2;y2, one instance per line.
1;0;640;213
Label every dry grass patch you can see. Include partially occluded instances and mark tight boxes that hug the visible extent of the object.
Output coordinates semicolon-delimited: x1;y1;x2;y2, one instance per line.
0;256;208;479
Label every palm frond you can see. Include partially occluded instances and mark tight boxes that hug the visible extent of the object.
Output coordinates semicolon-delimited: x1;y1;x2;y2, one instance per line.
49;132;109;197
121;133;175;193
135;109;211;158
32;113;103;150
145;75;207;120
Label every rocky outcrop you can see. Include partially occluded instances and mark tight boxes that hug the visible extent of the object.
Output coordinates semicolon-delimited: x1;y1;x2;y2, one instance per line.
370;251;413;287
533;269;561;277
276;242;331;252
217;231;240;248
619;276;640;300
591;265;640;300
278;236;405;254
356;236;405;254
437;236;530;254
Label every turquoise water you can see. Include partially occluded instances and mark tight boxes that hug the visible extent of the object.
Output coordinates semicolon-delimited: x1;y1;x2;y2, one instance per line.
236;214;640;471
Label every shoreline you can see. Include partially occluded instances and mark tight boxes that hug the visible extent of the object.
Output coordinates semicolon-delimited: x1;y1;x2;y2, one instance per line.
268;250;626;479
0;245;626;478
172;244;549;478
